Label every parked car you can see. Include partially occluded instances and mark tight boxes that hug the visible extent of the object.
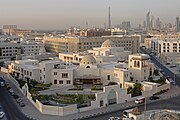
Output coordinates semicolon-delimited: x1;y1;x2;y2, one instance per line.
9;88;14;93
149;95;159;100
16;98;22;103
168;78;174;83
0;111;5;119
19;102;25;107
171;82;176;85
108;117;121;120
13;94;19;99
0;77;5;87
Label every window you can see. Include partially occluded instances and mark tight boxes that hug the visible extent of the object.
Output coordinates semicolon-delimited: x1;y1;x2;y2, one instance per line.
59;80;63;84
67;80;71;84
54;72;57;75
86;66;90;68
107;75;110;80
44;75;45;78
62;73;68;78
54;80;57;84
30;72;32;76
43;68;45;71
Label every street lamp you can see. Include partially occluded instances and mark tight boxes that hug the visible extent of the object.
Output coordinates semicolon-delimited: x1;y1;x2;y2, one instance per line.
57;102;59;120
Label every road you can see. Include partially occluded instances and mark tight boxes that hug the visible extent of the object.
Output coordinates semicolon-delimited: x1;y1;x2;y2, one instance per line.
83;95;180;120
140;47;180;86
0;83;31;120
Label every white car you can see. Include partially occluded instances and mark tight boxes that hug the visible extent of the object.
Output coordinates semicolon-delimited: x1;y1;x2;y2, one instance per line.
108;117;121;120
16;98;22;103
9;89;14;93
0;112;5;119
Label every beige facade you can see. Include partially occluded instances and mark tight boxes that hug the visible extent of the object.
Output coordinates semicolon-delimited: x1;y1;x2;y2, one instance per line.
80;29;111;37
128;54;154;82
59;39;131;64
43;35;140;53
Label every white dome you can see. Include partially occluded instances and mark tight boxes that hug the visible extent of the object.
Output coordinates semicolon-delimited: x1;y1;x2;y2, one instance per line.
101;39;115;48
81;55;96;64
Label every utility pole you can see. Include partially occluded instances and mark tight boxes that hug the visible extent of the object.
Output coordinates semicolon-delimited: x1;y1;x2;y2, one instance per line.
145;97;147;111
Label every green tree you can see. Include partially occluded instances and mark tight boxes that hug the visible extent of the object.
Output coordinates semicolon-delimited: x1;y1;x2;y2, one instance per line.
127;87;133;94
153;69;159;76
127;83;142;97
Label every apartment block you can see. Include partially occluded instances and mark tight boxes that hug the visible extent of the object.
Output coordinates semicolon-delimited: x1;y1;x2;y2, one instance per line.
43;35;140;53
0;41;20;62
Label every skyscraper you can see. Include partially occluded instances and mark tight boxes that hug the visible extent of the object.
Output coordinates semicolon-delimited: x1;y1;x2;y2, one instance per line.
155;17;161;30
151;15;154;29
146;11;151;31
108;7;111;29
121;21;131;30
176;17;180;32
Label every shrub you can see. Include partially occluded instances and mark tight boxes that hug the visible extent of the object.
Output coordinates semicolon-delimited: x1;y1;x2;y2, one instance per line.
108;82;118;85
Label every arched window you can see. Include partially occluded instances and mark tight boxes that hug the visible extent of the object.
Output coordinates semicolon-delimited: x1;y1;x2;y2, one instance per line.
137;61;140;67
134;61;137;67
86;66;90;68
54;79;57;84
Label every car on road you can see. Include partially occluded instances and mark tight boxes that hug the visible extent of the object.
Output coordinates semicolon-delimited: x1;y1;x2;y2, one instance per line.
19;102;25;107
108;117;121;120
0;111;5;119
0;77;5;87
135;97;145;104
168;78;174;83
9;88;14;93
149;95;159;100
171;81;176;85
16;98;22;103
13;94;20;99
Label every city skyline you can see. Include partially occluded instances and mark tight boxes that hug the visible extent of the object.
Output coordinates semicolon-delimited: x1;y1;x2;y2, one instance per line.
0;0;180;30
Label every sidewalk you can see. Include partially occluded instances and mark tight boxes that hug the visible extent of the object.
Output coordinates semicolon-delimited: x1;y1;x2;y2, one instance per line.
1;71;180;120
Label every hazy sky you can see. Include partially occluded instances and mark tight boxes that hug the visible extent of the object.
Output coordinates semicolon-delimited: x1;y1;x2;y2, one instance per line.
0;0;180;30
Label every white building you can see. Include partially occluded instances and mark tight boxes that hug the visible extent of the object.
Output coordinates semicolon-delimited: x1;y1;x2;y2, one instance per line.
0;41;20;62
9;54;129;88
9;40;154;89
20;40;45;55
59;39;131;64
128;54;154;82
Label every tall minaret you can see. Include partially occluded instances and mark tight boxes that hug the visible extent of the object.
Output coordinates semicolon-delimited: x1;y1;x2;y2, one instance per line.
108;7;111;29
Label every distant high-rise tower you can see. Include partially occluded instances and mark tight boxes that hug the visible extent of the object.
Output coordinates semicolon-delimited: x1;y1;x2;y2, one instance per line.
108;7;111;29
121;21;131;30
151;15;154;29
176;17;180;32
155;17;161;30
146;11;151;31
